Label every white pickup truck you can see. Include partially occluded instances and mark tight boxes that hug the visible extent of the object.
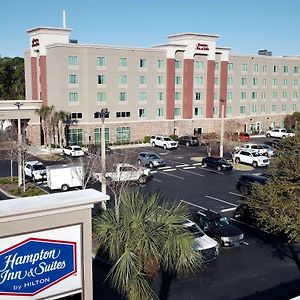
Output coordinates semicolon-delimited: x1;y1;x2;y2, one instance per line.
266;128;295;139
94;163;153;184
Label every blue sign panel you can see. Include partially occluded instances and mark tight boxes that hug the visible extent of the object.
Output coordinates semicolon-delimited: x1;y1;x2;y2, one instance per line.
0;238;77;296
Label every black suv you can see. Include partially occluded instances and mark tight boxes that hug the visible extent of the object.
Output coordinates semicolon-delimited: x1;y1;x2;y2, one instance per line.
236;174;268;195
192;209;244;247
177;135;199;147
202;156;233;171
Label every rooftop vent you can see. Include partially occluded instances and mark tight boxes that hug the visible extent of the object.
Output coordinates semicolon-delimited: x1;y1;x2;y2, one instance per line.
69;39;78;44
258;49;272;56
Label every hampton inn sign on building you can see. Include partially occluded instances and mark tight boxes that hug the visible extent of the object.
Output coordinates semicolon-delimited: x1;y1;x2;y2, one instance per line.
24;24;300;146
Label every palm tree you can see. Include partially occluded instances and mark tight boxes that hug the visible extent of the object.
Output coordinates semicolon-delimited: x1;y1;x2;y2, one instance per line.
93;192;201;300
54;110;70;148
35;105;54;151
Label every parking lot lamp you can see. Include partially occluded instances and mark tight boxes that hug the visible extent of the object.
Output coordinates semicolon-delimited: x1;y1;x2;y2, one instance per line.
95;108;110;208
219;99;225;157
15;102;23;187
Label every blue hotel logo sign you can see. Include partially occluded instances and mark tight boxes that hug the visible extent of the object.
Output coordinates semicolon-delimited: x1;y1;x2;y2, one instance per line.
0;237;77;296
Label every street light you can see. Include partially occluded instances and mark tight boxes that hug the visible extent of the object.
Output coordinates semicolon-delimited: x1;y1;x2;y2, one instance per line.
95;108;110;207
14;102;23;187
219;99;225;157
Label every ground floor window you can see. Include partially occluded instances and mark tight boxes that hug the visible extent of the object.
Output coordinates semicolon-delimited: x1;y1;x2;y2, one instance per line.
94;128;110;144
116;127;131;143
67;128;83;145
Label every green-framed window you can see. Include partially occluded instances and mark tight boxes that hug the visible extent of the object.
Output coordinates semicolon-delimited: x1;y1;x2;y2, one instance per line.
67;128;82;145
94;127;110;144
97;56;106;67
68;56;78;65
69;74;78;84
116;127;131;143
97;92;106;102
69;92;79;103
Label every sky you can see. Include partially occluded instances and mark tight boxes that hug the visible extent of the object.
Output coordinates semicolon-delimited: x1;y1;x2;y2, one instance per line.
1;0;300;58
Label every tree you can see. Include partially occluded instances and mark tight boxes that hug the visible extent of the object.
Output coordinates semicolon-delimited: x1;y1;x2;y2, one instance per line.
200;132;220;156
93;191;201;300
54;110;70;148
247;134;300;242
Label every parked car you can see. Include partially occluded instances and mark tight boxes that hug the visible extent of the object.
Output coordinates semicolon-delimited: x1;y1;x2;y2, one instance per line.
225;132;250;142
201;156;233;171
265;128;295;139
182;219;219;262
236;173;268;195
138;152;166;168
150;135;178;149
233;149;270;168
24;160;47;182
63;145;85;157
192;209;244;247
234;143;274;157
177;135;199;147
238;132;251;142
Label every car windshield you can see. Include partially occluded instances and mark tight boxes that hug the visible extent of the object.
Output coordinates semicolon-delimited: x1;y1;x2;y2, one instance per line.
149;154;159;159
211;217;230;227
163;137;172;141
187;224;205;237
217;158;228;164
253;152;263;157
33;164;46;170
73;147;82;151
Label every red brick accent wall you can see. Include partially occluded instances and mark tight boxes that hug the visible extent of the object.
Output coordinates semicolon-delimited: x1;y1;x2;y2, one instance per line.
183;59;194;119
219;61;228;118
166;58;175;119
31;57;38;100
39;56;48;105
205;60;215;118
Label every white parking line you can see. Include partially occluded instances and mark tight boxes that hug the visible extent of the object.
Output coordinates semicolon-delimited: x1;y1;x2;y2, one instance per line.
153;178;162;183
221;207;237;212
180;200;218;213
183;166;196;170
205;195;237;207
229;191;245;197
159;172;184;180
150;170;157;174
163;168;176;172
192;162;202;166
176;164;189;168
179;169;205;177
158;166;172;170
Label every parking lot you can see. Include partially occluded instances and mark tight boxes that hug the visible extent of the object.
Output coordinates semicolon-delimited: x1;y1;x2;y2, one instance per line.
1;140;300;300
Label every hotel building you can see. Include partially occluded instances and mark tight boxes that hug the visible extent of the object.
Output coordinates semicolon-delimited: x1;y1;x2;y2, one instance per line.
24;26;300;145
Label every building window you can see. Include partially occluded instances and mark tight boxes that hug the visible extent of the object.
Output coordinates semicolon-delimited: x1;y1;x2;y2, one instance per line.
194;107;203;116
97;92;106;102
213;106;218;115
293;91;298;99
174;108;181;116
283;79;288;86
116;112;130;118
262;91;266;100
195;92;202;101
253;78;258;86
157;60;165;69
94;127;110;144
175;92;181;101
139;75;147;85
261;104;265;112
272;78;278;86
227;77;233;85
139;108;147;118
157;108;164;117
294;66;299;74
214;92;219;100
68;56;78;65
194;61;204;70
283;66;288;73
241;92;247;100
157;76;165;85
194;76;204;85
116;127;131;143
252;105;257;113
175;76;182;85
252;92;257;99
272;105;277;112
293;79;298;86
242;63;248;72
139;59;147;68
292;104;297;112
282;104;287;112
227;92;232;102
119;75;128;84
175;60;182;69
69;74;78;84
98;75;106;84
226;106;232;115
214;77;219;85
282;91;287;99
139;92;147;101
69;92;79;103
273;65;278;73
214;62;219;70
253;64;259;73
262;65;267;73
262;78;267;86
272;91;277;99
67;128;82;145
157;92;164;101
119;92;127;101
119;58;127;67
71;112;82;119
241;78;247;86
240;106;246;114
228;63;234;71
97;56;106;67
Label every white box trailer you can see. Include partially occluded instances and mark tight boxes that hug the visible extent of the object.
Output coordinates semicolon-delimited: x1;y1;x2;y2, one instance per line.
46;164;83;191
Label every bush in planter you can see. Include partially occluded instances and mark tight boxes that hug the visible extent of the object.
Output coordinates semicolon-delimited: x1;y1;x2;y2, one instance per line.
169;134;178;141
144;136;151;143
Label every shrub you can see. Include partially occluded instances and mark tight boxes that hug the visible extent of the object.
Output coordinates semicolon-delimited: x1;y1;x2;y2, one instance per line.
169;134;178;141
144;136;151;143
0;177;18;184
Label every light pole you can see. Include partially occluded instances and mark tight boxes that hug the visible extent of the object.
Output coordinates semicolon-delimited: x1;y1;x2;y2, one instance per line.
95;108;110;208
15;102;23;187
219;99;225;157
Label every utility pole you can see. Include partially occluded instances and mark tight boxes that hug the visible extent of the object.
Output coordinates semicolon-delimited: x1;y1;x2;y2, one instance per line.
15;102;23;187
219;100;225;158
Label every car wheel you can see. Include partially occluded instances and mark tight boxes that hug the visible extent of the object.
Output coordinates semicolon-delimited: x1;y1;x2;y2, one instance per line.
138;176;147;184
61;184;69;192
152;142;156;147
203;162;207;168
149;162;154;168
252;161;258;168
213;237;222;248
235;157;240;164
138;159;142;165
163;144;167;150
186;142;190;147
266;133;271;138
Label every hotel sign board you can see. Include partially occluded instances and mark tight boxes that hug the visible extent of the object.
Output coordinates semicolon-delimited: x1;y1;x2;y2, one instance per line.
0;225;82;299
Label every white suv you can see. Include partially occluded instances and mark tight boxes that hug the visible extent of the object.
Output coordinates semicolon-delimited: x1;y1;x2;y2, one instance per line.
234;150;270;168
24;161;47;181
150;135;178;149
